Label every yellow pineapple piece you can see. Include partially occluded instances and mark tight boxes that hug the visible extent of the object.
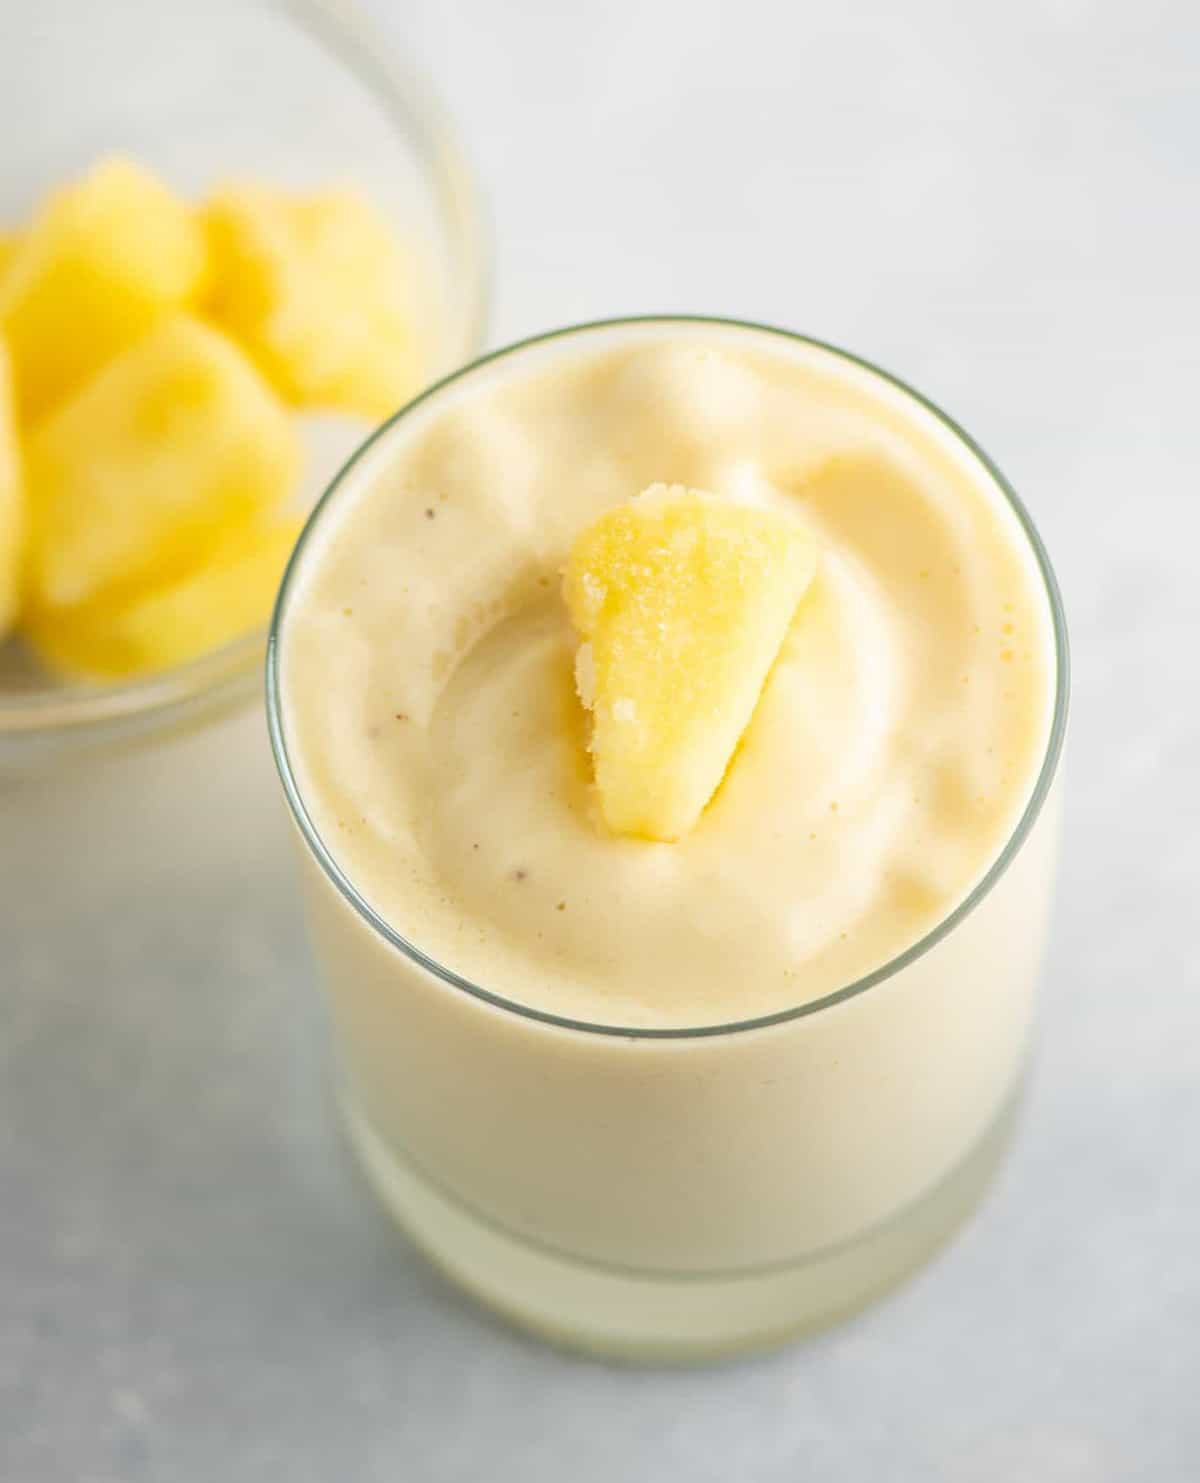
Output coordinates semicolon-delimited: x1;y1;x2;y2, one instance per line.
563;484;817;841
25;314;299;612
0;157;208;420
26;516;302;680
0;336;24;637
0;230;20;284
203;182;421;418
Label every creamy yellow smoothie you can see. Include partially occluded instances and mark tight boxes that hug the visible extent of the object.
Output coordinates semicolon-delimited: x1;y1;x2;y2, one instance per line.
270;319;1066;1358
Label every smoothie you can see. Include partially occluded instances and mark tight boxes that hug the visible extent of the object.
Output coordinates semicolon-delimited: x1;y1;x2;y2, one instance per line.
270;319;1066;1358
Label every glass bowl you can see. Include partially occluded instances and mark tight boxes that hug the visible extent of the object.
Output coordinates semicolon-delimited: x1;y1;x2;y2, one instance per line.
0;0;489;771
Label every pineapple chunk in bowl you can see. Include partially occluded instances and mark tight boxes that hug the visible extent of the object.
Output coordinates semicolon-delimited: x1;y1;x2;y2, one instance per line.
0;0;487;770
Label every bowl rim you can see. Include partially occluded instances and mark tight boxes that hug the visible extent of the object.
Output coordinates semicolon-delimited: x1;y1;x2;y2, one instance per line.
0;0;491;750
265;313;1071;1042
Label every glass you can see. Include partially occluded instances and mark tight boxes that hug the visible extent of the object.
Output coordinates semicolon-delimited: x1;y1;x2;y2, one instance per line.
0;0;488;772
267;317;1069;1360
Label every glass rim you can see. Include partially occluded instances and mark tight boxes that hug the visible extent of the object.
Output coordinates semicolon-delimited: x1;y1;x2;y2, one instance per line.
266;314;1071;1042
0;0;491;749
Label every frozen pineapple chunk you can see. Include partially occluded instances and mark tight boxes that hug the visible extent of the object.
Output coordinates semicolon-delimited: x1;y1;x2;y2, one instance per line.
564;484;817;841
0;231;20;283
0;157;208;420
25;314;299;611
0;336;23;637
203;183;421;418
26;516;302;680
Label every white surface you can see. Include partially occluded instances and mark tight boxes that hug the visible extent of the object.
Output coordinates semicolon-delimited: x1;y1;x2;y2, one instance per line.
2;0;1198;1477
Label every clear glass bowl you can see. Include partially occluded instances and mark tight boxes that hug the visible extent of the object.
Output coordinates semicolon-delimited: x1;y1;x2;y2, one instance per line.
0;0;489;769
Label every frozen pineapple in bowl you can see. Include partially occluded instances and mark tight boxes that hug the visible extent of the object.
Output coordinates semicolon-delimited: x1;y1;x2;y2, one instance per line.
0;0;487;769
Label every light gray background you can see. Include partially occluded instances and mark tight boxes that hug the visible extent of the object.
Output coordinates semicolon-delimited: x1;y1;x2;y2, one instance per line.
3;0;1198;1478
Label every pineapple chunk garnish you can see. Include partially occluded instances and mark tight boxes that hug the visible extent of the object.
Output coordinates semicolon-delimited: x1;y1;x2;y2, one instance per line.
0;335;23;637
563;484;817;841
203;183;420;419
26;516;302;680
25;314;299;612
0;157;207;420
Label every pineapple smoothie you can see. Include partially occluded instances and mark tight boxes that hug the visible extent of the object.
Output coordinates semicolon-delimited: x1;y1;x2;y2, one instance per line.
271;319;1066;1358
